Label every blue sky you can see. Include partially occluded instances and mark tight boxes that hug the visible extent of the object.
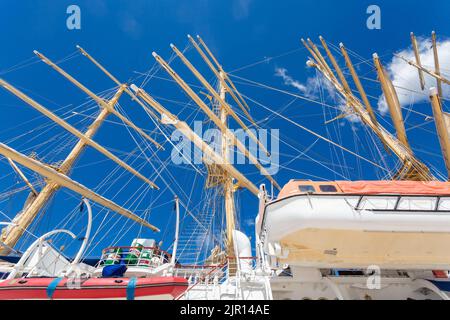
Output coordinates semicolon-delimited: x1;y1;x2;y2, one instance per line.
0;0;449;260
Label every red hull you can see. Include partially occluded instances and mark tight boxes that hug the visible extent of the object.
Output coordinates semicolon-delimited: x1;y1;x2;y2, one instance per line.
0;276;188;300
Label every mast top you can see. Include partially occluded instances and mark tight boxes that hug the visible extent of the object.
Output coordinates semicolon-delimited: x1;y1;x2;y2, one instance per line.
430;87;438;95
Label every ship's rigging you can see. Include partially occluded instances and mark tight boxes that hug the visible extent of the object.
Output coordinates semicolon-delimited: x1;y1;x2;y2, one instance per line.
0;31;448;268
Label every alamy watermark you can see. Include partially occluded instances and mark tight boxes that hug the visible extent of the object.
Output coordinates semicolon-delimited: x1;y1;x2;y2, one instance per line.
366;5;381;30
170;121;279;175
66;5;81;30
366;265;381;289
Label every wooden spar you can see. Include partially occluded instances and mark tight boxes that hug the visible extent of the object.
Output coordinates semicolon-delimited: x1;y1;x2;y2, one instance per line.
373;53;410;150
431;31;443;98
75;45;160;122
429;87;450;179
7;158;38;196
301;38;337;84
339;43;379;128
395;54;450;86
218;70;236;257
170;44;279;184
0;142;159;232
171;43;270;156
319;36;352;94
304;40;391;153
317;36;384;140
152;51;281;190
410;32;426;90
196;35;251;112
33;50;162;150
187;35;256;124
300;38;321;65
196;36;222;73
0;79;159;190
131;84;260;196
308;38;367;119
0;86;126;253
304;53;433;181
306;38;337;82
76;45;122;86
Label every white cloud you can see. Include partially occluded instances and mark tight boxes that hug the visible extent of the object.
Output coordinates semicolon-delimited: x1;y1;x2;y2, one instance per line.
377;37;450;114
274;67;307;92
274;67;361;124
274;67;341;100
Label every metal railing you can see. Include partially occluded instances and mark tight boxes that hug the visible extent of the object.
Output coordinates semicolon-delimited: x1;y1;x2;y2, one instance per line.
354;194;450;212
97;246;171;268
173;257;259;300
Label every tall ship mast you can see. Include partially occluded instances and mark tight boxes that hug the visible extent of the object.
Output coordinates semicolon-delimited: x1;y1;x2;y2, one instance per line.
0;29;449;300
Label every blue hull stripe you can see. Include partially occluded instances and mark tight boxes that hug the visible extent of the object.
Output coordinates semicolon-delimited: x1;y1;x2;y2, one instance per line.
126;277;137;300
46;277;64;299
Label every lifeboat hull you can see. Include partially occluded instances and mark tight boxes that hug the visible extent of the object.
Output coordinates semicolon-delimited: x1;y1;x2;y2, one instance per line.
0;276;188;300
259;194;450;269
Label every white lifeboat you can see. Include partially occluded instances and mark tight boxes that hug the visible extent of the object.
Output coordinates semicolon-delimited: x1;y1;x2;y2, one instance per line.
257;180;450;270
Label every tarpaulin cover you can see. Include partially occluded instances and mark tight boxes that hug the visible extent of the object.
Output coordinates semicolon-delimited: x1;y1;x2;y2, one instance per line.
336;180;450;195
102;264;127;278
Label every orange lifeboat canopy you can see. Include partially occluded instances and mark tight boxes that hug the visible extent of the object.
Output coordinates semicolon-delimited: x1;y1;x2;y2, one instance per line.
278;179;450;199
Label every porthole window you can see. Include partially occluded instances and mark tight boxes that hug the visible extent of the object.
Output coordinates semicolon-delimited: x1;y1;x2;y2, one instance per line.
298;185;315;193
319;185;337;192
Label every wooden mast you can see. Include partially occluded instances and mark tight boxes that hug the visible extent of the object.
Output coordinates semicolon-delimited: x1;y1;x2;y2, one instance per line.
410;32;426;90
395;55;450;86
152;36;267;258
76;45;160;121
304;38;386;144
166;45;279;189
429;87;450;179
196;35;252;113
218;70;236;257
187;35;256;125
302;38;433;181
7;158;38;196
0;141;158;232
0;79;158;189
0;85;137;254
152;51;280;189
431;31;443;98
170;44;273;159
373;53;410;150
33;51;162;150
131;85;260;196
318;36;388;151
339;43;379;128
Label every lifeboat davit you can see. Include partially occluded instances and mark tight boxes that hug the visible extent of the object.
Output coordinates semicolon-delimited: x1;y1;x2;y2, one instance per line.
257;180;450;270
0;276;188;300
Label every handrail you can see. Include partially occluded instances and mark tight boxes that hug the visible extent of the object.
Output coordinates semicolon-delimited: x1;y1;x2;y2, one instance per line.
101;246;172;258
355;194;450;212
97;246;172;269
174;262;228;300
